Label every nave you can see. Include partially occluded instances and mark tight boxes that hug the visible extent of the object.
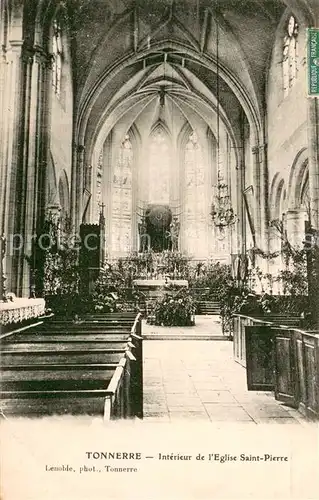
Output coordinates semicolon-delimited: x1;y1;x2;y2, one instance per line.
143;326;308;425
1;0;319;425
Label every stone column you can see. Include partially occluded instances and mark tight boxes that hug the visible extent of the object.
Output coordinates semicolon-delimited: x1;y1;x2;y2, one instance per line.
0;46;9;237
0;42;11;301
3;40;25;295
71;142;78;230
101;135;112;257
252;143;268;250
16;48;34;296
307;97;319;326
74;145;85;229
38;50;53;231
236;148;245;258
286;209;306;248
19;47;51;297
251;146;261;247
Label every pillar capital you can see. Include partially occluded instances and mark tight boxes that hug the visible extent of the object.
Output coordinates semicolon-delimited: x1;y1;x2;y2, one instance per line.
286;208;304;216
72;143;85;154
8;39;23;50
6;40;23;62
252;144;267;162
32;45;51;67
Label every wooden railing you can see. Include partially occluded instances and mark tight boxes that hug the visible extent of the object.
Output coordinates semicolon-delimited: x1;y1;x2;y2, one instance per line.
104;357;127;419
233;314;302;368
233;313;319;420
273;327;319;420
130;313;143;418
233;314;273;368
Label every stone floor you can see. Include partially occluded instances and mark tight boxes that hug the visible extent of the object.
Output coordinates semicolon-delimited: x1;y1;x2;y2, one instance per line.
143;336;309;424
142;315;225;340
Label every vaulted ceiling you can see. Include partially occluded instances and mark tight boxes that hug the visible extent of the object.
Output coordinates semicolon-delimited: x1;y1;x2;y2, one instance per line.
64;0;316;156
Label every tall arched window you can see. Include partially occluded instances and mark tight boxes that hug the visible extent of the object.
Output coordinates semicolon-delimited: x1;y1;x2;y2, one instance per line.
283;15;298;96
52;17;63;97
148;126;170;204
184;131;207;256
111;134;133;253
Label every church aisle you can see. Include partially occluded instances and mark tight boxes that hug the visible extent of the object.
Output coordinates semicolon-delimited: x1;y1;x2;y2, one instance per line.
143;339;308;425
142;315;225;340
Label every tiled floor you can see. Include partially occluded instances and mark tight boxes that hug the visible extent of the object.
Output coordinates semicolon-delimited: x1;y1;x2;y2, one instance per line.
143;337;308;424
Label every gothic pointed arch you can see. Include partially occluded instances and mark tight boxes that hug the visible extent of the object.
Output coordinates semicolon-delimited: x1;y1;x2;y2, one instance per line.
287;147;308;210
149;119;171;139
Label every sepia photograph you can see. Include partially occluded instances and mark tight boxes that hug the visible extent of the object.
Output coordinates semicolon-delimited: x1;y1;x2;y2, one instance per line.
0;0;318;499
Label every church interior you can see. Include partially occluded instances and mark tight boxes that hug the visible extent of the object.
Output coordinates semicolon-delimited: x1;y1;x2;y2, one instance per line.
0;0;318;422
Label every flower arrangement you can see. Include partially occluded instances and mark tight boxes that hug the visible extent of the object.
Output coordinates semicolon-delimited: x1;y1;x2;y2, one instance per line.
148;286;196;326
188;261;233;300
91;261;143;313
42;246;81;316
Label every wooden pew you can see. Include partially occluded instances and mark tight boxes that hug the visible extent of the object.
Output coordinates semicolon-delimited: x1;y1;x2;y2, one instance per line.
273;328;319;419
41;312;141;330
49;312;137;320
1;347;128;365
39;322;134;331
253;315;301;327
1;364;119;390
233;313;301;368
129;313;143;418
0;313;143;419
5;333;134;342
0;353;136;419
77;313;138;323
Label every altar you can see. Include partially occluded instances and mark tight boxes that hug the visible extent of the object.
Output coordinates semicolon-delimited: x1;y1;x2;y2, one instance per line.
0;298;46;326
133;279;188;298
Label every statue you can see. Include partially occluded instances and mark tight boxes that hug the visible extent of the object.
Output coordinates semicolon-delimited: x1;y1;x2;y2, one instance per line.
168;216;180;252
138;218;149;253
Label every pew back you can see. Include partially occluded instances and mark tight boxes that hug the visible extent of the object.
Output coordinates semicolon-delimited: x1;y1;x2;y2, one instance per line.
0;312;143;419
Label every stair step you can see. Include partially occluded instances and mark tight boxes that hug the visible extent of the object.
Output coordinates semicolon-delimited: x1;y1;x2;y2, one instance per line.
197;301;220;316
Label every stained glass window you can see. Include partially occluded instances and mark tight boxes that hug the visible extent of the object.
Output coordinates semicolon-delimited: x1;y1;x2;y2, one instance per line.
184;131;208;256
148;127;170;204
283;15;298;96
52;18;63;97
111;134;133;253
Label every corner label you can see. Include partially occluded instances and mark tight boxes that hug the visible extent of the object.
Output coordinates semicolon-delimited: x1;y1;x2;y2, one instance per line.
307;28;319;97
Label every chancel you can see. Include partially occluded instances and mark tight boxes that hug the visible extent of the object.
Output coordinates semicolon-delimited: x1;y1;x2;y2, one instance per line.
0;0;318;424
